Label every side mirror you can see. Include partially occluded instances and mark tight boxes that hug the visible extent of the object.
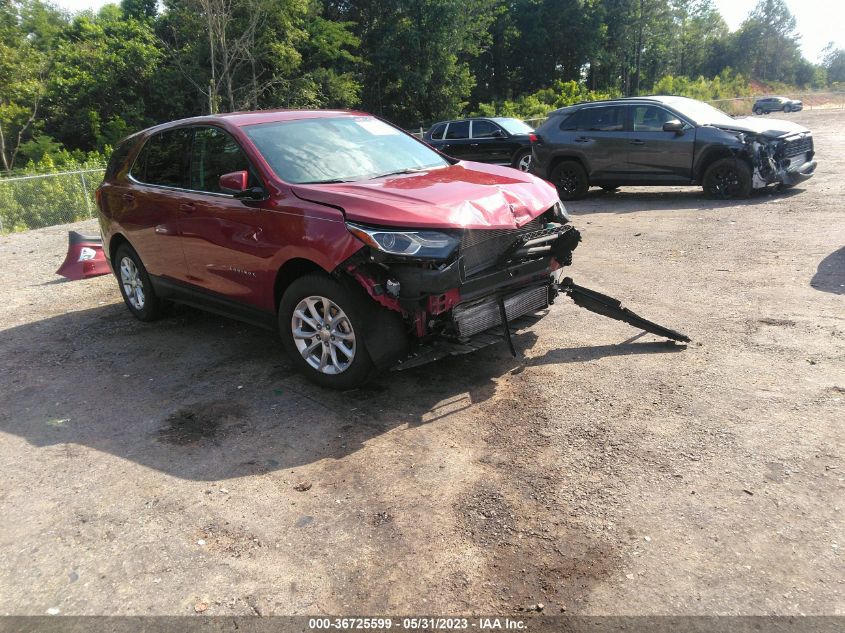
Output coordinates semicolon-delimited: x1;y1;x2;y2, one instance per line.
663;119;685;134
219;170;249;193
219;170;266;200
492;129;506;138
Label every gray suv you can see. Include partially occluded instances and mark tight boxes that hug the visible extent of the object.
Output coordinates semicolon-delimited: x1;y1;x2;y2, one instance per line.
531;96;816;200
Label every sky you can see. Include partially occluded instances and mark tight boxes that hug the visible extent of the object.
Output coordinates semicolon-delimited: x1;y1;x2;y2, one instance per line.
49;0;845;64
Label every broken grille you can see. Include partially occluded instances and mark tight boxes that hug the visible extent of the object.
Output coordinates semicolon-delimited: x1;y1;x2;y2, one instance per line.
452;285;549;338
783;135;813;158
460;218;542;277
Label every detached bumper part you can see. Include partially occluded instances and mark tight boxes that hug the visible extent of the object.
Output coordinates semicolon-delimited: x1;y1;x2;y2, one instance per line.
558;277;690;343
56;231;111;280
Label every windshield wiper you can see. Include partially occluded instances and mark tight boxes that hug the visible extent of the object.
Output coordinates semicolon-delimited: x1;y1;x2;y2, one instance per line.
367;167;431;180
298;178;354;184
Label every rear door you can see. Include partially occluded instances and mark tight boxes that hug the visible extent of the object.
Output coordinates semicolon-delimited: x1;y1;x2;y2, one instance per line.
178;126;274;310
123;128;192;280
467;119;511;163
626;104;695;182
439;120;472;160
562;105;630;180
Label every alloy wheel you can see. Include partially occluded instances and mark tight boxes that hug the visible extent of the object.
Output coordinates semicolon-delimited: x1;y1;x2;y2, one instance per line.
119;256;145;310
517;153;532;172
709;165;741;198
556;167;579;195
291;295;356;375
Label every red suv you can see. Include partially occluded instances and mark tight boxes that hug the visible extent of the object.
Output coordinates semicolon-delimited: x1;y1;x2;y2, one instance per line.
97;110;580;388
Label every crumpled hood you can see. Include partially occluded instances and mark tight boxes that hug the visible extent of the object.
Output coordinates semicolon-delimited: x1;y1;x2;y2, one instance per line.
710;117;810;138
291;162;559;229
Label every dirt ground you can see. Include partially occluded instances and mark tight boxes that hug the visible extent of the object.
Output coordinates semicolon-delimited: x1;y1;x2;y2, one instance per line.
0;110;842;618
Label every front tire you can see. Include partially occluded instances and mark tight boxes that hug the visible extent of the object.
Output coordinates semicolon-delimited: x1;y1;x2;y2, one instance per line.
114;243;167;322
279;274;374;389
550;160;589;200
702;158;752;200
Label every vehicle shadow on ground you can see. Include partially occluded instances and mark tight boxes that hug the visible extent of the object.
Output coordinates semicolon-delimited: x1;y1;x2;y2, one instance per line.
811;246;845;294
0;301;680;481
567;185;805;215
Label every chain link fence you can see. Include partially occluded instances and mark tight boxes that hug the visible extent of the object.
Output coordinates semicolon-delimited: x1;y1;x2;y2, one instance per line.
0;167;105;234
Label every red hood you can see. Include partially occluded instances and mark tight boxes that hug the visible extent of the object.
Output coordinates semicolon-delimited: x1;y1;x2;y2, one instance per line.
290;162;559;229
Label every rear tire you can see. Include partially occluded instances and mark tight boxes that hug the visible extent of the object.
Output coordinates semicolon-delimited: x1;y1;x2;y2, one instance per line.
512;149;532;172
702;158;752;200
279;274;375;389
550;160;589;201
114;243;167;322
754;107;764;115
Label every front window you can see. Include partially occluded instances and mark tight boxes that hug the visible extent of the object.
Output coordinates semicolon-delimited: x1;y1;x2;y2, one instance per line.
471;120;501;138
190;127;259;193
243;116;449;184
668;98;736;126
632;106;677;132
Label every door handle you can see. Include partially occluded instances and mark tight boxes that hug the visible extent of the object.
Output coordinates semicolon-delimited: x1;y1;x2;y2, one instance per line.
179;202;196;213
574;137;589;143
629;139;645;145
470;143;479;147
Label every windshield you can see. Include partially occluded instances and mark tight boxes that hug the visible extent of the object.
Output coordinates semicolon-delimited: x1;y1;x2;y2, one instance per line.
495;118;534;135
668;98;737;126
243;116;449;184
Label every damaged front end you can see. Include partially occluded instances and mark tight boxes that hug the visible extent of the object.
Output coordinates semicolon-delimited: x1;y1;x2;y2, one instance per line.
736;130;816;189
341;202;688;370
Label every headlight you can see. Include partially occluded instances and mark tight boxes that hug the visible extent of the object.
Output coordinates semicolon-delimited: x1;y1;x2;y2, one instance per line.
552;199;571;222
346;222;459;259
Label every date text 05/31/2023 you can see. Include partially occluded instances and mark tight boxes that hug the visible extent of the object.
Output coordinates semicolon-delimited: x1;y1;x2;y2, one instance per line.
308;617;527;630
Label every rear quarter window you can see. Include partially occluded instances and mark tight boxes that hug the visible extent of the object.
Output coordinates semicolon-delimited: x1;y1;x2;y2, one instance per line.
428;122;447;140
104;140;134;180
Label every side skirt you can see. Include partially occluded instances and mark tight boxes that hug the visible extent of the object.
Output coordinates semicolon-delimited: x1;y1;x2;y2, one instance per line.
149;275;277;331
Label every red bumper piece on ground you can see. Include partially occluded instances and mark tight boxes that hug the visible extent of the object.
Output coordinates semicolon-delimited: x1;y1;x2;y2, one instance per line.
55;231;111;280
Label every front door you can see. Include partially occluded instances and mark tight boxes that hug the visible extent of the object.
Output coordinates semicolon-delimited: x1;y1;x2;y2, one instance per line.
178;126;275;310
468;119;512;163
626;105;696;182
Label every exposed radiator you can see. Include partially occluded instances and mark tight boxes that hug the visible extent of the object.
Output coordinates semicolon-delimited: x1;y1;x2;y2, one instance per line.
452;285;549;338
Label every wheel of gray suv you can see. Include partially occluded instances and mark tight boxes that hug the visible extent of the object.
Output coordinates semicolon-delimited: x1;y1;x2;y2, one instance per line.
754;107;764;115
513;149;532;172
279;274;374;389
702;158;752;200
783;104;791;113
551;160;589;200
114;243;167;322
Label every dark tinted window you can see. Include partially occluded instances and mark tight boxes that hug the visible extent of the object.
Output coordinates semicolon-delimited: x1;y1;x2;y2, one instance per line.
472;120;500;138
133;129;191;187
105;140;133;180
563;106;625;132
429;123;447;140
445;121;469;139
632;105;676;132
190;127;258;193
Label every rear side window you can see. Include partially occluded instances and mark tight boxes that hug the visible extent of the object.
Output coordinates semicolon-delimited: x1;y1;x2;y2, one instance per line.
428;123;447;140
105;140;133;180
131;129;192;187
445;121;469;139
190;127;258;193
472;120;500;138
562;106;625;132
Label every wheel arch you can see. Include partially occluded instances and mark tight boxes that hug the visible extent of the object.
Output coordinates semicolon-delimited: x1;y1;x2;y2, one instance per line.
108;233;131;269
548;153;590;180
273;257;330;312
695;147;753;184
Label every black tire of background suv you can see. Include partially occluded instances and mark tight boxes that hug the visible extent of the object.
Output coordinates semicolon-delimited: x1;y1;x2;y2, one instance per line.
754;107;764;115
783;104;792;113
114;243;168;322
702;157;752;200
550;160;589;201
511;148;532;171
278;274;376;389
